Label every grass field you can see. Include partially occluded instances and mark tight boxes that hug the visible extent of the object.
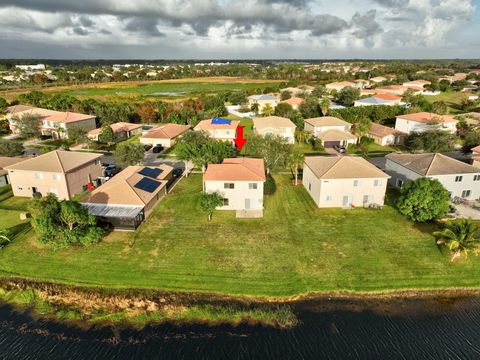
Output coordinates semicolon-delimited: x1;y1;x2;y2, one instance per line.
0;77;282;103
1;175;479;297
424;91;468;113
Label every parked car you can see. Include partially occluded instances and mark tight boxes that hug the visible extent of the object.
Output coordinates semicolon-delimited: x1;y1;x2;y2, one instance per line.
172;168;184;178
143;144;153;152
103;164;118;177
152;144;164;153
334;145;346;153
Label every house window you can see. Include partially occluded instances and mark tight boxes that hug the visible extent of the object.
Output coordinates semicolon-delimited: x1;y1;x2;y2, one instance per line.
374;179;382;187
35;172;43;179
308;183;311;191
249;183;258;190
224;183;235;189
363;195;372;204
52;173;61;181
455;176;463;182
396;179;404;188
223;198;229;206
353;180;361;187
474;175;480;181
462;190;471;198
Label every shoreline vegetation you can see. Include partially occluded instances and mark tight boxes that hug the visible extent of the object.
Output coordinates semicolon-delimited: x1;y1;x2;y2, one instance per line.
2;277;480;329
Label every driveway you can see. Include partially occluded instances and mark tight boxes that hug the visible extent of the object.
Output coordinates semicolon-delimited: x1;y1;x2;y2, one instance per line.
324;147;342;156
453;203;480;220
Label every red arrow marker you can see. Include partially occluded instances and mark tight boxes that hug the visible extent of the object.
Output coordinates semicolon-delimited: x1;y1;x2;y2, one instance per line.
234;125;247;150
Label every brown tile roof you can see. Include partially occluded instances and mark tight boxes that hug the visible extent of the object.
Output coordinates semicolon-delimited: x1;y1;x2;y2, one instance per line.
327;81;356;87
374;93;401;101
6;105;35;114
0;156;25;169
141;123;191;139
194;119;239;131
280;97;304;106
13;107;95;124
369;123;405;138
398;112;457;124
253;116;296;130
204;158;266;181
316;129;357;141
5;150;102;173
386;153;479;176
472;145;480;153
88;122;142;136
81;165;172;206
304;116;351;127
305;156;390;179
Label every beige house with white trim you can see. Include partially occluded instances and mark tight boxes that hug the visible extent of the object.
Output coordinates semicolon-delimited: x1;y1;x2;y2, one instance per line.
0;157;25;187
304;117;357;148
253;116;296;144
87;122;143;142
203;158;266;215
385;153;480;200
303;156;390;208
247;94;279;113
5;150;103;200
140;123;191;148
194;119;238;143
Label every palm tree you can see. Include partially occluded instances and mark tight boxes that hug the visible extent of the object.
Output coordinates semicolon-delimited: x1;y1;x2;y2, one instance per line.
261;103;274;117
320;97;330;116
287;149;304;186
250;102;259;116
0;230;11;248
434;219;480;261
295;130;311;144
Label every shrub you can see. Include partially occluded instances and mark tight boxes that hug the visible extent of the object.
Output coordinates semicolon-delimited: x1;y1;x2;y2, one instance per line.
264;175;277;195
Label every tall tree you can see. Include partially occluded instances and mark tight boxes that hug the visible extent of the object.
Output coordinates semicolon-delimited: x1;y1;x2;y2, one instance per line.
67;126;87;144
244;134;291;174
320;97;330;116
338;87;361;106
396;178;450;222
113;142;145;167
199;192;224;221
99;124;116;144
287;149;304;186
15;113;42;139
0;139;23;156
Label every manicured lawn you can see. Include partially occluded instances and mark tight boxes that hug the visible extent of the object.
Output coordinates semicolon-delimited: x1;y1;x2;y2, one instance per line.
424;91;467;113
348;143;400;155
0;175;479;297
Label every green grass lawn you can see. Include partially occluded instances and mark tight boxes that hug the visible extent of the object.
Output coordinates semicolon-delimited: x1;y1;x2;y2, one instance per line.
1;175;479;297
348;143;400;156
424;91;467;113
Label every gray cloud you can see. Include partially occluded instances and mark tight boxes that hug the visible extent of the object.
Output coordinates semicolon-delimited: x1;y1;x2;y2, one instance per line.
124;17;165;37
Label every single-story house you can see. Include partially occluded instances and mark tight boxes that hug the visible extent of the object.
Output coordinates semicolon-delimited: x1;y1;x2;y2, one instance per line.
194;118;238;143
252;116;296;144
247;94;279;113
325;81;357;92
87;122;143;142
304;117;357;147
0;157;25;187
303;156;390;208
203;158;266;216
5;150;103;200
81;164;173;230
367;123;406;146
394;112;457;135
385;153;480;200
354;93;401;107
140;123;191;148
279;97;303;110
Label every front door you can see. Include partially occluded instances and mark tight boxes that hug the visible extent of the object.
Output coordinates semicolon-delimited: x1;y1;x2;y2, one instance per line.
342;195;351;207
245;198;251;210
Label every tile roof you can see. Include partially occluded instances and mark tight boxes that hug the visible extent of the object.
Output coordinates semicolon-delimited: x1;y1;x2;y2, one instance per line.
13;107;95;124
204;158;266;181
194;119;238;131
316;129;358;141
81;165;173;207
369;123;405;138
397;112;457;124
304;116;351;127
6;105;35;114
4;150;102;173
305;156;390;179
142;123;191;139
326;81;356;87
280;97;303;106
0;156;26;169
385;153;479;176
356;97;392;105
374;93;401;101
88;122;142;136
253;116;296;130
248;94;279;101
472;145;480;153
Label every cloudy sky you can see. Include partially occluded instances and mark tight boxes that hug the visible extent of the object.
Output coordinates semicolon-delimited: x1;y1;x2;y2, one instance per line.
0;0;479;59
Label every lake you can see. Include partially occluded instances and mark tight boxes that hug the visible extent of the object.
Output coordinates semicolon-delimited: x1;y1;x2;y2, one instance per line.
2;296;480;359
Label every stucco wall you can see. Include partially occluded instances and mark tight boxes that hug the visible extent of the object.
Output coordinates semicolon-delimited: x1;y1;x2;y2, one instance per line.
8;169;70;199
204;180;264;210
395;117;456;135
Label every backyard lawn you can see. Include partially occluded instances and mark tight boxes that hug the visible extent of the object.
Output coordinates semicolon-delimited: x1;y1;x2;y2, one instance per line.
0;175;479;297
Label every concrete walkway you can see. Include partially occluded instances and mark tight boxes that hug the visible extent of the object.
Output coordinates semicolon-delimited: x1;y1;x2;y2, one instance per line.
453;203;480;220
236;209;264;218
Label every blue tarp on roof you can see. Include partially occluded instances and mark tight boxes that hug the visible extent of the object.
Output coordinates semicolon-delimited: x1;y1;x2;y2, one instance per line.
211;118;232;125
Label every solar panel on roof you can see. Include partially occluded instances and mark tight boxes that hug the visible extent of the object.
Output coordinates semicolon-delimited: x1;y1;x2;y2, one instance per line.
138;167;163;178
211;118;232;125
134;178;161;193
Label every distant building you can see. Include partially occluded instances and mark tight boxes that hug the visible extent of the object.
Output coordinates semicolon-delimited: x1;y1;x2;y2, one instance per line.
252;116;296;144
15;64;46;71
140;123;191;148
394;112;457;135
87;122;143;142
247;94;279;113
325;81;357;92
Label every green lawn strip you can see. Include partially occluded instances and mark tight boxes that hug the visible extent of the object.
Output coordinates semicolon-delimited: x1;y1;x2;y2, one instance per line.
0;174;479;297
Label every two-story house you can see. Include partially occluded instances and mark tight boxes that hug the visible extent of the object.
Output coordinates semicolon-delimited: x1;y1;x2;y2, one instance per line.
247;94;279;113
304;116;357;148
203;158;266;216
5;150;103;200
394;112;457;135
303;156;390;208
194;118;238;143
252;116;296;144
385;153;480;200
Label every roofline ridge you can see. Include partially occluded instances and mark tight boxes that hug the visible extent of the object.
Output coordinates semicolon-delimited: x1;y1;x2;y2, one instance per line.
54;150;66;173
424;153;438;176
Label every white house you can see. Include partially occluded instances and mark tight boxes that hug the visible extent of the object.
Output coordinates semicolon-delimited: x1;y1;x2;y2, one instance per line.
203;158;266;216
247;94;279;113
394;112;457;135
385;153;480;200
304;117;357;148
252;116;296;144
303;156;390;208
